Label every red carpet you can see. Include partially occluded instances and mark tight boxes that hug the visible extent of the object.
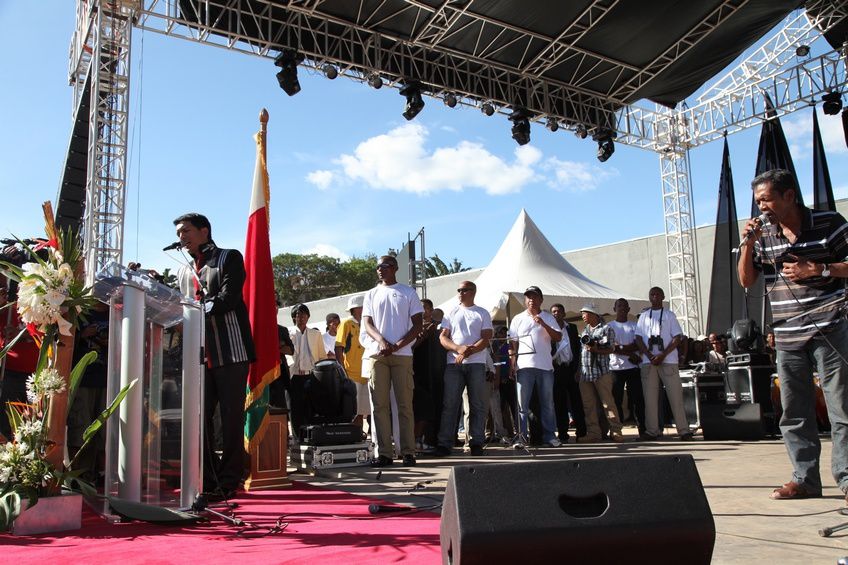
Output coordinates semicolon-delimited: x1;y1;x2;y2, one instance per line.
0;482;442;564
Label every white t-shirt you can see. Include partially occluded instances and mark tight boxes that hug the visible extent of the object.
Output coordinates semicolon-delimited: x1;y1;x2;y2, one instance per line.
635;307;683;365
508;310;559;371
322;332;337;356
360;283;424;357
608;320;638;371
441;304;493;364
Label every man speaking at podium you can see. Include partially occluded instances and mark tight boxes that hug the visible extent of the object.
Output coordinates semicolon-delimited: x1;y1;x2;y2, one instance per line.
737;169;848;502
174;213;256;498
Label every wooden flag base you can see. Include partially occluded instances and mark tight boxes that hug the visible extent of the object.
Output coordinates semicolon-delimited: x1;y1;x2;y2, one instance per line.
243;410;291;491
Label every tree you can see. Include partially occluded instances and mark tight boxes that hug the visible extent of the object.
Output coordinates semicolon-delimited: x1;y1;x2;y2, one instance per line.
339;254;378;294
424;254;470;277
272;252;379;306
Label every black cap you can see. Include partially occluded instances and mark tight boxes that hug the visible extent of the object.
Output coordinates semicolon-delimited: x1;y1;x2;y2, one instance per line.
523;286;543;299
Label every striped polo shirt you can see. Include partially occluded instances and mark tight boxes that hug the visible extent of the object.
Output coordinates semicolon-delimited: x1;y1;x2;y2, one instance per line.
753;207;848;350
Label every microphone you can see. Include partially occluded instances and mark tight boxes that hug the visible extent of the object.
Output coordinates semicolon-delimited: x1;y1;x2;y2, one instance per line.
162;241;183;252
368;503;409;515
738;214;770;250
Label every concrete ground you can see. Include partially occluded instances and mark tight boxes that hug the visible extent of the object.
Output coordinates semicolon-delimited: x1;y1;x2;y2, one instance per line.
292;429;848;564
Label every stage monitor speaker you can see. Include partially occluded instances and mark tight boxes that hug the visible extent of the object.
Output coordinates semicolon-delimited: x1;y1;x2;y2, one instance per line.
700;403;764;441
440;455;715;565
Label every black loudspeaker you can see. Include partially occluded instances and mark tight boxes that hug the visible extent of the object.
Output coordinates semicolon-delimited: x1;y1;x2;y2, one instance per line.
700;403;764;441
725;364;773;407
440;456;715;565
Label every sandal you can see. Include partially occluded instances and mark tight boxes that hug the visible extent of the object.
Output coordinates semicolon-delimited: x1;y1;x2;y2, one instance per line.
769;481;821;500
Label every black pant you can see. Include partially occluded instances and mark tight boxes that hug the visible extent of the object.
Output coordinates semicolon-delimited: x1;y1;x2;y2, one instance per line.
553;362;586;438
0;370;27;439
204;361;249;492
612;367;645;434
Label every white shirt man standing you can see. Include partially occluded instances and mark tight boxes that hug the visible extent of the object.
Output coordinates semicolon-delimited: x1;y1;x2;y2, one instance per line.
361;255;424;467
434;281;493;457
634;287;693;441
508;286;562;448
608;298;646;438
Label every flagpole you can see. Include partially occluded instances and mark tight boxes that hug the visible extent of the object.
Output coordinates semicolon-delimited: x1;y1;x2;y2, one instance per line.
260;108;268;162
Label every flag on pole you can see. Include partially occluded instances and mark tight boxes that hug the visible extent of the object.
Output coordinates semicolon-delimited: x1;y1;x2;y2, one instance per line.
812;108;836;212
243;120;280;454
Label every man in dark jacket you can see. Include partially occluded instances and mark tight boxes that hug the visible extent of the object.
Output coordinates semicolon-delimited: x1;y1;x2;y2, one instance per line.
175;213;256;497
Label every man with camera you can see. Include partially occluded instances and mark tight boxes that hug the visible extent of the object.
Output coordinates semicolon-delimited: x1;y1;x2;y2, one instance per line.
608;298;646;439
634;287;692;441
578;303;623;443
174;213;256;497
738;169;848;501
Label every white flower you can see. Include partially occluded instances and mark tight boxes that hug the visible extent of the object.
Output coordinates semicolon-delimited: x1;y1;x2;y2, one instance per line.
25;368;66;403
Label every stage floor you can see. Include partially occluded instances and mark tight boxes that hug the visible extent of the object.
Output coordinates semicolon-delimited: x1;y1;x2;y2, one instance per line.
296;427;848;564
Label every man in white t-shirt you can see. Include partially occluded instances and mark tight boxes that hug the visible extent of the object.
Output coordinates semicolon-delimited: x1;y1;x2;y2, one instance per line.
434;281;493;457
608;298;646;438
361;255;424;467
508;286;563;448
634;287;693;441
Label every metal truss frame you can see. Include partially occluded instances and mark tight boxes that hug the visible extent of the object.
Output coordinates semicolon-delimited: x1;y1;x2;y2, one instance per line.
70;0;135;284
68;0;847;330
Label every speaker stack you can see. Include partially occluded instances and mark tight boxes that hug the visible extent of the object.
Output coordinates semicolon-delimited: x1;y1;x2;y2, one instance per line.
440;455;715;565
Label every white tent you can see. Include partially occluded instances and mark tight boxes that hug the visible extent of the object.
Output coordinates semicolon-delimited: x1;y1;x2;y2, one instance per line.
438;209;648;321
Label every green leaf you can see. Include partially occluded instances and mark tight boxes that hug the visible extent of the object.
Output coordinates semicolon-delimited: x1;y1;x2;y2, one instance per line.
74;379;137;464
67;351;98;414
0;490;22;531
5;403;24;438
0;326;26;361
60;471;97;498
34;327;56;377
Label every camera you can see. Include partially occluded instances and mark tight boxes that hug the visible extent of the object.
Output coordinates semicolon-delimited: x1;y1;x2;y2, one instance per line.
581;334;608;347
647;335;664;350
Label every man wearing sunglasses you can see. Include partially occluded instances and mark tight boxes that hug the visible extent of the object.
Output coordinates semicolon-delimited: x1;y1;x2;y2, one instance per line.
361;255;424;467
434;282;493;456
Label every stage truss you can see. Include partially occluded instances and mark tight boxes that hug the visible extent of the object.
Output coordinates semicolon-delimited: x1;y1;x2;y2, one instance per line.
65;0;848;333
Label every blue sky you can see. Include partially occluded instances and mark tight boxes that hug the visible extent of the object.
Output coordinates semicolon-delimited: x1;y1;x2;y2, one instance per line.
1;4;846;274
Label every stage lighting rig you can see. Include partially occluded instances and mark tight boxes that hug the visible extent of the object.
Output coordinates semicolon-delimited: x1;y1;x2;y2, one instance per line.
795;45;810;57
400;82;425;121
481;102;495;116
366;73;383;89
574;124;588;139
593;128;616;162
274;49;304;96
322;63;338;80
509;108;531;146
822;91;843;115
444;93;458;108
546;117;559;132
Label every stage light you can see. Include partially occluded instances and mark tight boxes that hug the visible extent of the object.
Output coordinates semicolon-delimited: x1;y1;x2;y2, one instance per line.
574;124;588;139
367;73;383;89
795;45;810;57
822;91;843;115
546;117;559;132
481;102;495;116
322;63;338;80
593;128;616;162
444;93;458;108
274;49;304;96
400;82;425;121
509;108;531;146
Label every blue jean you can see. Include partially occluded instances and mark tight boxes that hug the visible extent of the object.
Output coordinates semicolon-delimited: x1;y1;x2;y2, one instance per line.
516;368;557;443
438;363;487;448
777;320;848;493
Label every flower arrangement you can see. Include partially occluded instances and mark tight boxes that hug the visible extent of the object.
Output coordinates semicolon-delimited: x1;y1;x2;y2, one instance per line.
0;203;135;531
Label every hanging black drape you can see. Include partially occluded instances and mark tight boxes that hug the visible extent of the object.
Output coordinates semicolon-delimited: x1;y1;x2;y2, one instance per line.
706;138;746;335
812;108;836;212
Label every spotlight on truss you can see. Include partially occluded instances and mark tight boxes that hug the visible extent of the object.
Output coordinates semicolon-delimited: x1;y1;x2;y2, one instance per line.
546;117;559;132
822;91;843;115
400;82;425;121
574;124;588;139
593;128;617;162
444;93;458;108
274;49;304;96
795;45;810;57
481;102;495;116
367;73;383;89
322;63;338;80
508;108;531;146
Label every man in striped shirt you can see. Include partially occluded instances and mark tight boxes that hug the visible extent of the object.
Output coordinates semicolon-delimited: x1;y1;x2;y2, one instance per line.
738;169;848;502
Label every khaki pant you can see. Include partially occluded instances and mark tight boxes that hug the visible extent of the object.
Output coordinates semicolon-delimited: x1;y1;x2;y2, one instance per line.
364;355;415;458
579;373;622;441
641;363;689;436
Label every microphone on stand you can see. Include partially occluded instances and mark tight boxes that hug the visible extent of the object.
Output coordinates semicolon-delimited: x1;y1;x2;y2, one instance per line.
737;214;770;251
368;503;410;515
162;241;183;252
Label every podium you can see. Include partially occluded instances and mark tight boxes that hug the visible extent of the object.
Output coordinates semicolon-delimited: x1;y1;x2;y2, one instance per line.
92;262;203;510
244;407;290;490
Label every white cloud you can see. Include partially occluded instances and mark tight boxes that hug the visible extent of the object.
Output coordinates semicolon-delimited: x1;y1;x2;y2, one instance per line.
328;123;541;195
306;170;334;190
301;243;350;261
544;158;619;192
781;108;846;161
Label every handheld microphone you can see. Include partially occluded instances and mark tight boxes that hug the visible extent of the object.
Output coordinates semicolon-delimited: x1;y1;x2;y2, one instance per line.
368;503;409;515
738;214;769;250
162;241;183;252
